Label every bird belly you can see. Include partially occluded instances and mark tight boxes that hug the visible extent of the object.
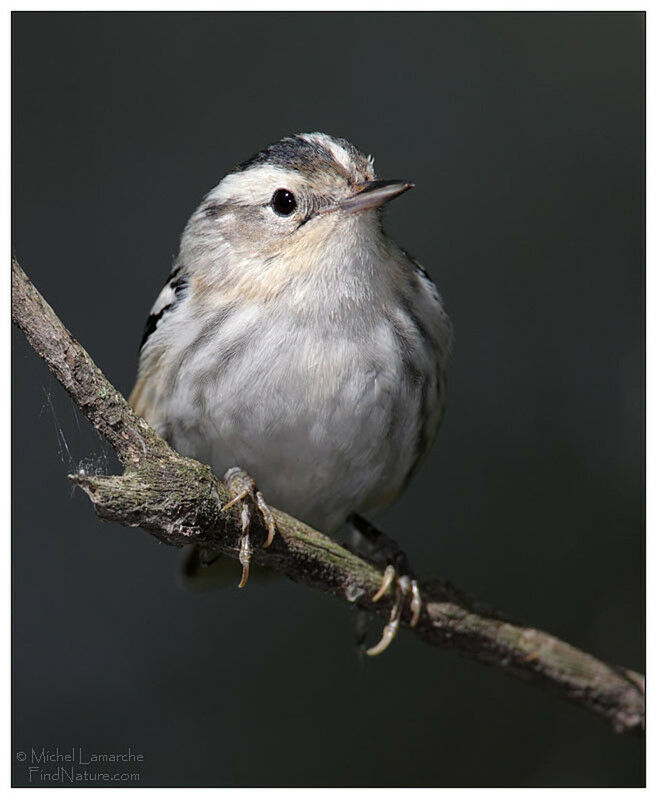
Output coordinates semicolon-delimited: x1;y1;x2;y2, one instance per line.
161;314;428;533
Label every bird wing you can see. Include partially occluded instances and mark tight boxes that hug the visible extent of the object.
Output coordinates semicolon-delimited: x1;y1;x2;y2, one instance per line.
138;262;189;353
397;251;453;492
129;261;188;419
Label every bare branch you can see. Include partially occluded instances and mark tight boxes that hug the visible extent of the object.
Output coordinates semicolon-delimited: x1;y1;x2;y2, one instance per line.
11;256;644;736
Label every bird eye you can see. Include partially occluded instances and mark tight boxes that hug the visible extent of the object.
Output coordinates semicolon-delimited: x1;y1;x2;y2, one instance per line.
271;189;297;216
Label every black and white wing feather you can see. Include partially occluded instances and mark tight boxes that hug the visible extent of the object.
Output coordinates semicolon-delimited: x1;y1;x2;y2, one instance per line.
139;262;188;352
130;262;189;420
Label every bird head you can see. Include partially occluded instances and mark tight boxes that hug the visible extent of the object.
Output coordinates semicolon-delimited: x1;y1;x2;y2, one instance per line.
179;133;413;307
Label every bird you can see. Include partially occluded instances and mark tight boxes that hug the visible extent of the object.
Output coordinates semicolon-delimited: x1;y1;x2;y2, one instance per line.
129;132;452;655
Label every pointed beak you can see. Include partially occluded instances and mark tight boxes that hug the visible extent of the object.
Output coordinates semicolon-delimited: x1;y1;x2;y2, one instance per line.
335;180;414;213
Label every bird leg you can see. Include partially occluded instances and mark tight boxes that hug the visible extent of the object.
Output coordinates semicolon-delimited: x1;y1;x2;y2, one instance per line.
221;466;276;588
349;514;422;656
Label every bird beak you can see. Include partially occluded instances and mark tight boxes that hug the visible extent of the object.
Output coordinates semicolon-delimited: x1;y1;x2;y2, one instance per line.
335;180;414;213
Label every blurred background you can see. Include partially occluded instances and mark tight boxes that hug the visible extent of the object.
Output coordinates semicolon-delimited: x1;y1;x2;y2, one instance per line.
12;12;644;787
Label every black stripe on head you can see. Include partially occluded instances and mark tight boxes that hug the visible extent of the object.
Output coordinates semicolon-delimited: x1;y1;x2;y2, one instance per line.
235;135;362;178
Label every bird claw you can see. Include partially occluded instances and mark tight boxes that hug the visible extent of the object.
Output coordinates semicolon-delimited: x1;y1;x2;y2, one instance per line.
237;526;252;588
367;569;422;657
221;466;276;588
371;564;396;602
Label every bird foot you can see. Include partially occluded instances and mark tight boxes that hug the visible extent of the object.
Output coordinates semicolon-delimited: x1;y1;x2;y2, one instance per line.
221;467;276;588
367;566;422;656
348;513;422;657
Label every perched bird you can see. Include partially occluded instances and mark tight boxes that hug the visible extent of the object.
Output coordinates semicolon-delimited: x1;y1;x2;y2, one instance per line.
130;133;452;654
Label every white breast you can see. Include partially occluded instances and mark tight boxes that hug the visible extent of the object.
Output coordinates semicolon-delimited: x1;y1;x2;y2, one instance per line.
134;210;452;534
157;304;430;533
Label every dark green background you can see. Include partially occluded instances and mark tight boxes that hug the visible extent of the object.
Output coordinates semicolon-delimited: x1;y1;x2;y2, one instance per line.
12;12;645;787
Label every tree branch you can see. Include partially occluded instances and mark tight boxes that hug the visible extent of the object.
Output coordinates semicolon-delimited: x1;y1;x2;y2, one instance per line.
11;256;645;736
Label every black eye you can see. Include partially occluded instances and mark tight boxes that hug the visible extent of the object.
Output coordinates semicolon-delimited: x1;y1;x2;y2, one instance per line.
271;188;297;216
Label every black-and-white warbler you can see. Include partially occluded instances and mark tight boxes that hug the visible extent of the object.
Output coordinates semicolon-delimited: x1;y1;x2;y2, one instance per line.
130;133;452;654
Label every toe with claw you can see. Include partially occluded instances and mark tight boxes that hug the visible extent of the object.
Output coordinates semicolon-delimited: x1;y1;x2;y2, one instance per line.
221;466;276;588
348;514;423;657
367;569;422;657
